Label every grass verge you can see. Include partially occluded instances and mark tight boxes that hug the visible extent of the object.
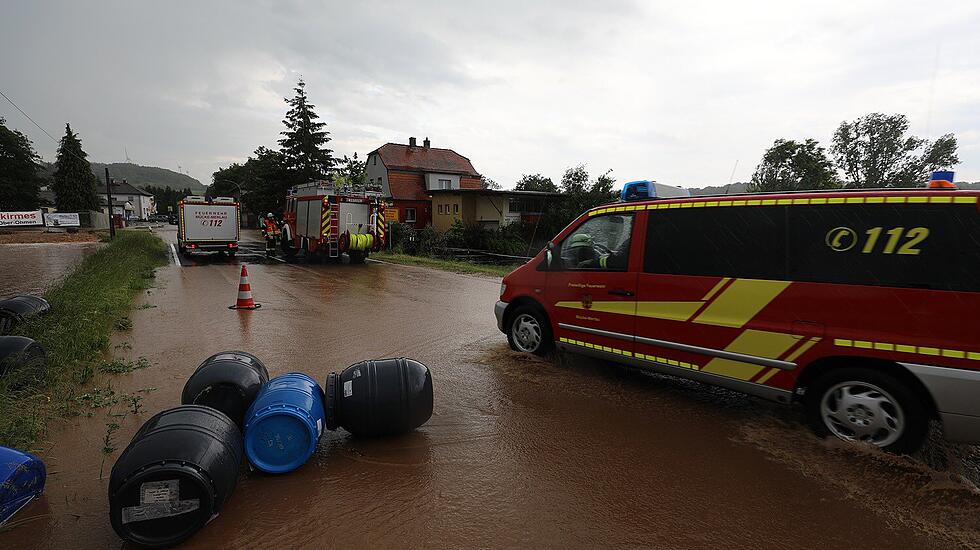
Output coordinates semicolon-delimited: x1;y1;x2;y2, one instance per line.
0;230;168;450
372;252;516;277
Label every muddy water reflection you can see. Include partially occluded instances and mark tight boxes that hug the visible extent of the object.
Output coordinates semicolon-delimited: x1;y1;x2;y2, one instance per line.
0;243;102;296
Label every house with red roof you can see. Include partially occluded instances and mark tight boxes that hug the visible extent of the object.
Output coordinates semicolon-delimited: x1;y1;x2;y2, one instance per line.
365;137;482;229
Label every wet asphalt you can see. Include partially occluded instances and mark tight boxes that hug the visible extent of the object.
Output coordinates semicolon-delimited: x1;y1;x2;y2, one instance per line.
3;228;979;549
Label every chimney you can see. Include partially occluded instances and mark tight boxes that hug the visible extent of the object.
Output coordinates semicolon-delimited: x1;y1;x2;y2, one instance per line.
409;137;417;148
423;137;430;148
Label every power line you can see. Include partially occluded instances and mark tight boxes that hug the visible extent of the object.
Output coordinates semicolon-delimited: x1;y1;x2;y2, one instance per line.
0;87;62;146
0;86;105;174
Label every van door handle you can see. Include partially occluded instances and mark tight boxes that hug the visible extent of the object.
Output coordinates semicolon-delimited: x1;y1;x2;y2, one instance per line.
608;289;634;297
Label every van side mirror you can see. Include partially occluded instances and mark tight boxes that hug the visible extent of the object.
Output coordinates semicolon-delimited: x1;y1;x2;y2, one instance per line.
546;241;555;268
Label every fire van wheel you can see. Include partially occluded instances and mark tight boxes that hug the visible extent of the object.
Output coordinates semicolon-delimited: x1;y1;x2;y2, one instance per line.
806;367;927;454
507;306;553;356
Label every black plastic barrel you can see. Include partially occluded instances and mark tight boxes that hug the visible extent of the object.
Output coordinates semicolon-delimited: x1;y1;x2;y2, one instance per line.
0;336;46;377
0;296;50;334
181;351;269;428
108;405;243;548
324;358;433;437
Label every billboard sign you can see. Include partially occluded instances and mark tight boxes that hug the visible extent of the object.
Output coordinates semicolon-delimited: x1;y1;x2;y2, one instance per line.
44;212;81;227
0;210;43;227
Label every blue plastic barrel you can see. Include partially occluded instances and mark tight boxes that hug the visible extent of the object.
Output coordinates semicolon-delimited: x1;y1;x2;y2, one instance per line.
0;446;46;525
243;373;325;474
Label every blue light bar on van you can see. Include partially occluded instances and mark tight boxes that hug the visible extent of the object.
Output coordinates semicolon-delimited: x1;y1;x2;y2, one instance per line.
621;180;691;202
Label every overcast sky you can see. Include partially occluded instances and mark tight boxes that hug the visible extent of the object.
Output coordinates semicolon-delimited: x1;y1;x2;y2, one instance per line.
2;1;979;189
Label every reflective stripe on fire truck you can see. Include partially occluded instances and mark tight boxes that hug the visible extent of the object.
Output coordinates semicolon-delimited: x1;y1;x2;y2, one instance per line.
377;203;386;244
834;338;980;361
321;198;331;239
588;193;978;216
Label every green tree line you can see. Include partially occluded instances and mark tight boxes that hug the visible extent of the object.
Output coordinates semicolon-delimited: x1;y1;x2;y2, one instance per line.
749;113;959;192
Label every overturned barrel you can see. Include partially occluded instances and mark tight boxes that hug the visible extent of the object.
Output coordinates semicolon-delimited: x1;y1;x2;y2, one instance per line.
0;445;46;525
325;358;433;437
244;373;325;474
0;296;50;335
0;336;46;377
108;406;243;548
181;351;269;428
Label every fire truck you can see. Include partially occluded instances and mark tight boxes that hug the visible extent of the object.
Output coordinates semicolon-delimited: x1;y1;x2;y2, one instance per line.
281;181;387;263
176;196;241;256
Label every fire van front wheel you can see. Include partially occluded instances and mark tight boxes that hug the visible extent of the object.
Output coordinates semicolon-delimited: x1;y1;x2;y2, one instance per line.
806;367;927;454
507;306;553;356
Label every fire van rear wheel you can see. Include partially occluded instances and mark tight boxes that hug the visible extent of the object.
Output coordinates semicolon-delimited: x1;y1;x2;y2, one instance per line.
806;367;927;454
507;306;553;357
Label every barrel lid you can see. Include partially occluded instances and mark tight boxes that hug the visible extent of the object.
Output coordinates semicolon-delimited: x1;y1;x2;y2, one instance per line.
109;462;216;547
244;405;319;474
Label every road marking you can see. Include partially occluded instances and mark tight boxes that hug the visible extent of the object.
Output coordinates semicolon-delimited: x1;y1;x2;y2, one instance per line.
169;243;181;266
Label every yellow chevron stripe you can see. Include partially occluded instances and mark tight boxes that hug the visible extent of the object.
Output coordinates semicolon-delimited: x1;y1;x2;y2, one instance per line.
784;337;820;363
693;279;790;328
756;368;781;385
701;277;731;301
701;330;799;381
635;301;703;321
555;300;636;316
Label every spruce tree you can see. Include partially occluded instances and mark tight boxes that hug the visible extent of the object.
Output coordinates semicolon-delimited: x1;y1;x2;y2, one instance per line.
278;79;334;183
0;117;41;210
52;124;100;212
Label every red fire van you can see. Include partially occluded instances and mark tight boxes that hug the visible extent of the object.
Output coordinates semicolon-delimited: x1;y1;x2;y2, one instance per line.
495;189;980;452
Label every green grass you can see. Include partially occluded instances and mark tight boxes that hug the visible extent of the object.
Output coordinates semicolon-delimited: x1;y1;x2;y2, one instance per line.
373;252;516;277
0;230;168;450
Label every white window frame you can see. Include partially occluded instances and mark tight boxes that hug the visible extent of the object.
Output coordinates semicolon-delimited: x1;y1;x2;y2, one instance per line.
404;207;417;223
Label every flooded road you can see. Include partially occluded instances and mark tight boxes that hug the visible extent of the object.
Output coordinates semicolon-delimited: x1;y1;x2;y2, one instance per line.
4;228;979;549
0;242;103;297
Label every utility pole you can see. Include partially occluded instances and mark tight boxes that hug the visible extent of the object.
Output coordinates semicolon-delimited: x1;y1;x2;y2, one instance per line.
105;167;116;240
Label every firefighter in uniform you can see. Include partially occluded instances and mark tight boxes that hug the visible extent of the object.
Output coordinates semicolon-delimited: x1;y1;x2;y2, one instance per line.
262;212;279;257
570;233;630;270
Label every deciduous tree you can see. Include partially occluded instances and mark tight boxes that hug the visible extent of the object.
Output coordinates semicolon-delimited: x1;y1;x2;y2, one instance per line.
830;113;959;188
749;139;839;192
515;173;557;192
0;118;41;210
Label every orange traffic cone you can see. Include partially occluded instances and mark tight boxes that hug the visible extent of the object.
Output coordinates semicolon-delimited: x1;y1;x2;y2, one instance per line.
229;264;261;310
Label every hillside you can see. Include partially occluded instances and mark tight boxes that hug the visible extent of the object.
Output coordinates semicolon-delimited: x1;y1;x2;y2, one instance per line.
93;163;206;193
39;162;206;193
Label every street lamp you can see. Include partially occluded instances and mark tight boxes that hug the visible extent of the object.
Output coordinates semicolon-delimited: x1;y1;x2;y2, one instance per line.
214;178;249;228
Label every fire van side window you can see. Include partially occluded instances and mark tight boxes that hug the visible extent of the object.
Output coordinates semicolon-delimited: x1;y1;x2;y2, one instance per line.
644;207;787;279
558;214;634;271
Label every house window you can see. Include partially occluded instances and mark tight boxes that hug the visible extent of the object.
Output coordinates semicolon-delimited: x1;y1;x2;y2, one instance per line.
404;208;417;223
454;204;459;214
373;155;377;165
438;178;451;190
438;204;443;214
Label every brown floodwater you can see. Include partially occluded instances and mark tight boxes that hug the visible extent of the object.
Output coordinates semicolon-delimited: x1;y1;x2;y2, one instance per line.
0;242;103;297
3;228;979;549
